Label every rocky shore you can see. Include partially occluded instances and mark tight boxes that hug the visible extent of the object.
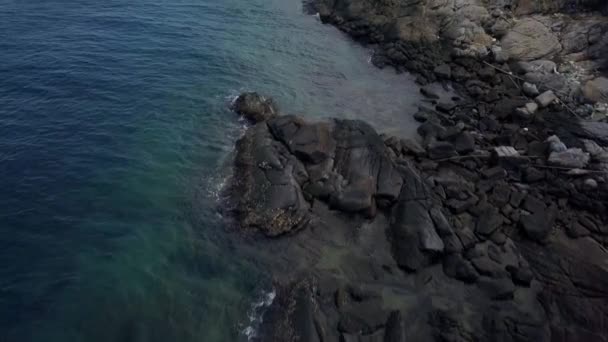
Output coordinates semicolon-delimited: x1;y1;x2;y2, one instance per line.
225;1;608;341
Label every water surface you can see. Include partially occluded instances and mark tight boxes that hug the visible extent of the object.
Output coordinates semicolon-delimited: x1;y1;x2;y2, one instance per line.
0;0;420;340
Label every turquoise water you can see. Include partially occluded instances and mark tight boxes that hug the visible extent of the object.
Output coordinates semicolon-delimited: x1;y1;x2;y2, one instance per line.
0;0;420;340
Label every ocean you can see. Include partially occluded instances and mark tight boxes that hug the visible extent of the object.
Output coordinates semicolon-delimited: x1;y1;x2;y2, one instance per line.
0;0;420;340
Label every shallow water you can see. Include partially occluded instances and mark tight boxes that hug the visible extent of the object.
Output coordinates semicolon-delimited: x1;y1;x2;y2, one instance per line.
0;0;420;340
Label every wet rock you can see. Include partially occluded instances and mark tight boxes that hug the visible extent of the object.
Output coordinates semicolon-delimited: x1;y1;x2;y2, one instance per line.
524;167;545;182
481;166;508;180
427;141;457;160
548;148;590;168
443;254;479;283
232;92;278;122
535;90;558;108
583;178;598;190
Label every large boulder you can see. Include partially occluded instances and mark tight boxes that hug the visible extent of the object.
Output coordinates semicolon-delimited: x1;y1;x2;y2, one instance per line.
232;92;278;123
501;18;561;61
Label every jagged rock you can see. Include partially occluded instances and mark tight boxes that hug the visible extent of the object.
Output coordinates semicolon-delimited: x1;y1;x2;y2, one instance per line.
232;92;278;122
548;148;590;168
420;86;440;99
443;254;479;283
524;167;545;182
338;299;387;335
566;221;591;238
547;135;567;153
331;177;375;213
481;166;507;180
535;90;558;108
583;178;598;190
472;256;509;278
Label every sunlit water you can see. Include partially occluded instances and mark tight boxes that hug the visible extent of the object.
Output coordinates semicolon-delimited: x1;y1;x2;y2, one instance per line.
0;0;420;340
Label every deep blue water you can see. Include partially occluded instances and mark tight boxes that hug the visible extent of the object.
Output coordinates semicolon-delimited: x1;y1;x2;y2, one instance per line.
0;0;420;340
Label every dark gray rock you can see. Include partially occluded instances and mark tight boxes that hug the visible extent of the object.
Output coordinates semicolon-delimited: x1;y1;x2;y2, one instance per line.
520;205;557;242
434;64;451;80
476;209;503;236
331;177;375;213
479;277;515;300
535;90;558;108
443;254;479;283
400;138;426;157
506;265;534;287
548;148;590;168
450;132;475;154
384;311;404;342
427;141;457;160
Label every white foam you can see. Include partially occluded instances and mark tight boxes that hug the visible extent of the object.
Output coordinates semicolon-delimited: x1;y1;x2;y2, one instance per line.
241;288;276;340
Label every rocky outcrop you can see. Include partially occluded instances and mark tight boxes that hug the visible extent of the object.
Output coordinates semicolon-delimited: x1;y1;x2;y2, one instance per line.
229;88;608;340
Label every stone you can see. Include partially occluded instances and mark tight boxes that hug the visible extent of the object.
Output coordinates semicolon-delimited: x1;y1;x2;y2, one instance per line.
331;177;375;213
523;167;544;183
429;207;453;237
566;222;590;238
501;18;561;61
450;132;475;154
481;167;507;180
232;92;278;122
583;178;598;190
384;311;404;342
520;206;557;242
434;64;451;80
472;256;509;278
524;102;538;114
548;148;590;168
535;91;558;108
522;82;539;97
506;265;533;287
427;141;457;160
522;195;546;214
479;278;515;300
443;254;479;283
400;138;426;157
420;86;440;99
547;135;567;153
476;209;503;236
582;77;608;103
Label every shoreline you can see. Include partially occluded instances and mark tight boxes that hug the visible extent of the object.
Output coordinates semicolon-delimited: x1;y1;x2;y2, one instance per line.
226;1;608;341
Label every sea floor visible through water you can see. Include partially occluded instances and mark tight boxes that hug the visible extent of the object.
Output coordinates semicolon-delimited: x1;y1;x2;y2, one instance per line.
0;0;421;340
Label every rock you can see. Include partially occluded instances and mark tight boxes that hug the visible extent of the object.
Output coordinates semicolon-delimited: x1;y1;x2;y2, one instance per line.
429;207;453;237
582;77;608;103
546;135;567;153
481;166;507;180
449;132;475;154
400;138;426;157
583;178;598;190
476;209;503;237
506;265;533;287
522;195;546;214
501;18;561;61
391;200;444;272
442;254;479;283
523;167;544;182
566;221;591;238
520;206;557;242
420;86;440;99
384;311;404;342
491;45;509;63
578;121;608;145
472;256;509;278
479;277;515;300
434;64;451;80
512;60;557;74
548;148;590;168
338;300;387;335
524;102;538;114
427;141;457;160
232;92;278;122
331;177;375;213
535;90;558;108
523;82;539;97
